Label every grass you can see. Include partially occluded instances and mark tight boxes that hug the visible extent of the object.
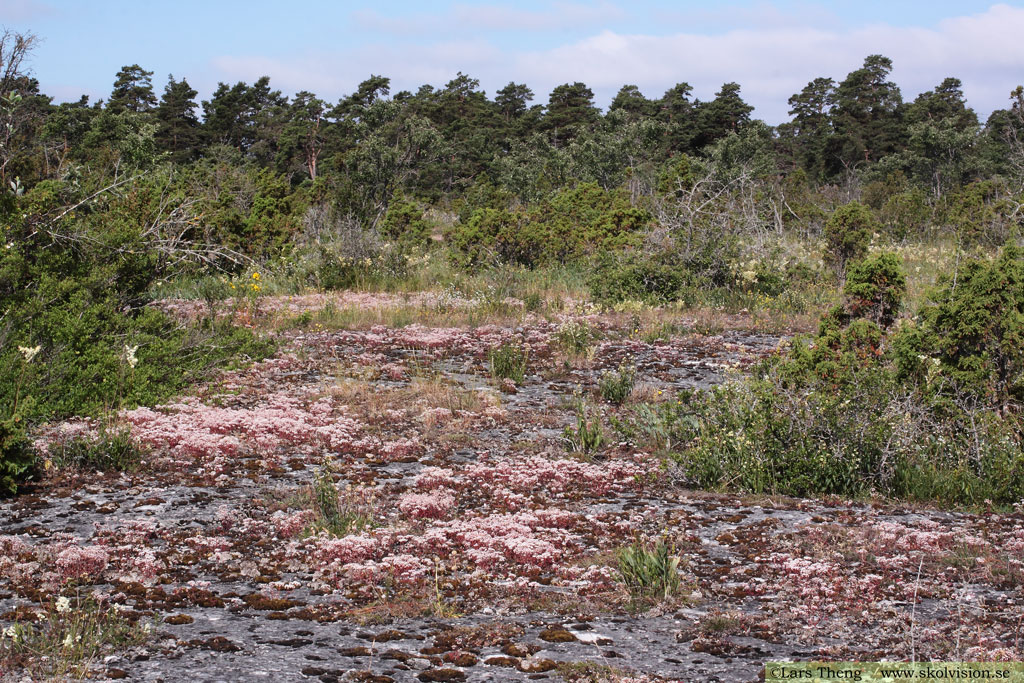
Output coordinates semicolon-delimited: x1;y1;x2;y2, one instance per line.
0;593;153;680
563;404;605;457
555;319;594;358
488;341;529;384
306;460;377;537
598;361;636;405
44;424;144;473
152;234;985;341
616;539;682;605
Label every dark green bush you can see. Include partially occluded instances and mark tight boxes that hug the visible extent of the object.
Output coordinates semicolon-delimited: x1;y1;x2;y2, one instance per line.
643;249;1024;505
916;244;1024;406
881;188;930;240
824;201;878;281
588;254;688;306
940;181;1018;246
843;252;906;327
1;419;35;495
450;183;650;269
379;196;432;249
668;358;1023;504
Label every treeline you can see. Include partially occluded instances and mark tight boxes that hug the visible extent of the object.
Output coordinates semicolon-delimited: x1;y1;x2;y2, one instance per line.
3;42;1023;249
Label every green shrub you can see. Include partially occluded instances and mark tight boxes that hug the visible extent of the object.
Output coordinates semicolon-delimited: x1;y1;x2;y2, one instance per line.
47;425;143;472
588;255;688;306
843;252;906;328
598;361;636;405
1;418;35;495
881;188;930;240
916;244;1024;406
665;332;1024;504
0;176;276;426
555;319;593;358
564;405;605;456
488;342;529;384
449;184;650;269
380;196;432;249
616;539;681;603
941;180;1018;246
197;165;303;260
824;201;877;281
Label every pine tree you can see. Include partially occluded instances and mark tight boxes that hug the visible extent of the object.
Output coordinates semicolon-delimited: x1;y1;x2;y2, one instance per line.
155;75;200;163
543;82;599;146
832;55;904;170
108;64;157;113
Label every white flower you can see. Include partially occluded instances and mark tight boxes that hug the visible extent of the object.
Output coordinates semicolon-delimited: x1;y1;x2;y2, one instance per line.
18;345;41;363
124;344;139;369
2;625;16;640
55;596;71;613
63;633;74;648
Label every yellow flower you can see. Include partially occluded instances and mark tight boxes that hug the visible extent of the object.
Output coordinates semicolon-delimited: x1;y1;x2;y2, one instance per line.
252;272;261;281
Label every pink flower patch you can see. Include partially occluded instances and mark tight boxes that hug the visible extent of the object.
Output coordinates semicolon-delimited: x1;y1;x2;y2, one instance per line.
398;490;456;520
315;533;381;565
55;545;109;580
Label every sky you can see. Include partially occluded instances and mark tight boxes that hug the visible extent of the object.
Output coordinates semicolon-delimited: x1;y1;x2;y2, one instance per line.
4;0;1024;124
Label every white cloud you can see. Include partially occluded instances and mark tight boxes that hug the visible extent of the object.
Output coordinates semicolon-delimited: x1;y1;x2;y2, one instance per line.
352;2;623;35
207;3;1024;124
0;0;54;23
654;1;841;31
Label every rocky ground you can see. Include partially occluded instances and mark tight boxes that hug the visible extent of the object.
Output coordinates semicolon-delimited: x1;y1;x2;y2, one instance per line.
2;298;1022;682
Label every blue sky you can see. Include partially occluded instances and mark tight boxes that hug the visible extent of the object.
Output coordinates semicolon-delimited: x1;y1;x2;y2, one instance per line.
5;0;1024;123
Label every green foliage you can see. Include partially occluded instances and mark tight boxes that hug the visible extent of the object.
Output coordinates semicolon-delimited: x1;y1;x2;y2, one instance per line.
308;460;376;537
843;252;906;327
671;359;1024;504
940;181;1019;247
488;341;529;384
379;196;432;249
449;183;649;269
555;319;593;358
880;188;930;240
0;174;275;426
598;361;636;405
0;418;34;495
46;425;143;472
654;252;1024;504
823;201;878;280
563;404;605;455
616;539;681;603
917;244;1024;405
588;254;688;306
198;165;303;259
